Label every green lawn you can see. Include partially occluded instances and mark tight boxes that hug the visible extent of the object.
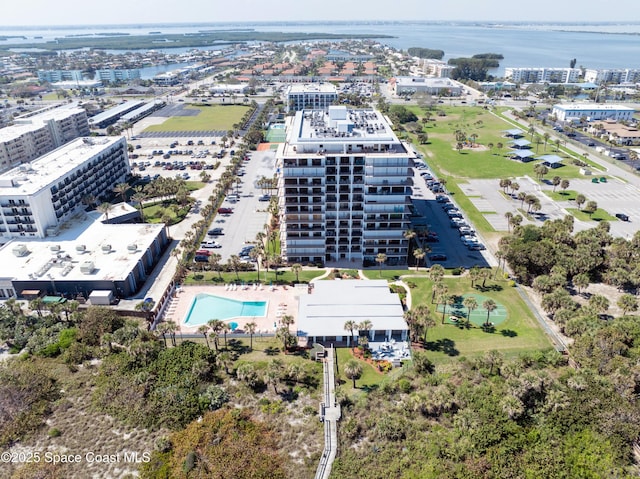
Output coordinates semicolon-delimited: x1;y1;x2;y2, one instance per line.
407;275;553;364
566;207;617;222
184;269;326;285
544;189;578;201
335;348;405;390
412;106;591;180
144;105;249;132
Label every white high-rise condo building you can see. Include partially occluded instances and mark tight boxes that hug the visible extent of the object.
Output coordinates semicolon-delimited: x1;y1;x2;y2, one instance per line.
0;103;90;173
0;137;130;239
505;68;582;84
286;84;338;113
277;106;414;267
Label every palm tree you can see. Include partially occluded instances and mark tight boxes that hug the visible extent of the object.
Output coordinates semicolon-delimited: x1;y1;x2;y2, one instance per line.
165;320;178;347
357;319;373;344
249;246;263;282
228;255;242;280
207;319;224;351
375;252;387;277
97;202;113;221
197;325;210;349
216;351;233;375
463;296;478;327
413;248;426;271
403;229;416;246
245;321;257;351
344;320;357;350
113;182;130;204
131;190;147;221
482;299;497;327
343;359;363;389
291;263;303;283
208;253;222;280
429;264;445;283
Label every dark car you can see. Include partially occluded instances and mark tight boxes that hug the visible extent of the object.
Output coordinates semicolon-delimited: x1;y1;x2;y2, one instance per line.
258;194;271;202
208;228;224;235
217;207;233;214
194;255;209;263
616;213;630;222
428;253;447;262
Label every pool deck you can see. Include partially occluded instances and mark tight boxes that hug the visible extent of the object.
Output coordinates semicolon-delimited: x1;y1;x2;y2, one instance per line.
165;284;301;334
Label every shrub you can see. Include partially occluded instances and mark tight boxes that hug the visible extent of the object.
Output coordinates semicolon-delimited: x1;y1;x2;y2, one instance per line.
398;378;412;393
405;281;417;289
451;268;462;276
48;427;61;438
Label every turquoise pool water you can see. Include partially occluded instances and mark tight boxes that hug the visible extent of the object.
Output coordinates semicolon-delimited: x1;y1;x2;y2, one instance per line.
184;294;267;326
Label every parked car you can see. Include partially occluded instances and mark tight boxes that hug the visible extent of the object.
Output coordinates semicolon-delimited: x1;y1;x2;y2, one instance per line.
616;213;630;222
217;207;233;214
194;255;209;263
208;228;224;235
258;194;271;202
428;253;447;261
200;241;222;249
195;249;212;256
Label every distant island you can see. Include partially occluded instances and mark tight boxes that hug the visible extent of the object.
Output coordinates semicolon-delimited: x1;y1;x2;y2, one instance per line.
0;30;393;51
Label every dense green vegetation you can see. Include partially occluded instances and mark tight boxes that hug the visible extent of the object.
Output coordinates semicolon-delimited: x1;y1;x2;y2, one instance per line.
407;47;445;59
1;31;392;51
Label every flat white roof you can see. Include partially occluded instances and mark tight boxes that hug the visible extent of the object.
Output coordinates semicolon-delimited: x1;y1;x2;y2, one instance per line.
89;100;145;124
0;104;86;143
0;136;123;196
553;103;635;112
297;280;407;337
288;83;337;94
395;76;460;88
0;211;164;283
290;108;399;144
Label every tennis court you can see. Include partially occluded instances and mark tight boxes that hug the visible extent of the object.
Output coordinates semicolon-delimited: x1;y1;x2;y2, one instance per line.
265;124;286;143
437;294;507;327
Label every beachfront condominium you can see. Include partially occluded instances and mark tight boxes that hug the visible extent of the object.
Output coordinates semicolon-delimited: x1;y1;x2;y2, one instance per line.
0;137;130;239
277;106;414;266
584;68;640;85
505;67;582;84
285;84;338;113
0;103;90;173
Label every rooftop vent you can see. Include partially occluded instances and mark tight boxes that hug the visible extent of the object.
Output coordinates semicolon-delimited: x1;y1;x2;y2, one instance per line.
127;243;138;253
12;244;29;257
75;244;86;253
101;244;112;253
49;244;61;252
80;261;95;275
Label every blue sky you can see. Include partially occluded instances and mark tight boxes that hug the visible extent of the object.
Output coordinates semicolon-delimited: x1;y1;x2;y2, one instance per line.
1;0;639;26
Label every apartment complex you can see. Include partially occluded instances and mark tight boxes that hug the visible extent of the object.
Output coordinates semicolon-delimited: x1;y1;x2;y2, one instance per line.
37;70;85;83
285;84;338;113
584;68;640;85
277;106;414;266
505;67;582;84
390;77;462;96
420;59;455;78
552;103;636;122
95;68;141;83
0;136;130;239
0;104;90;173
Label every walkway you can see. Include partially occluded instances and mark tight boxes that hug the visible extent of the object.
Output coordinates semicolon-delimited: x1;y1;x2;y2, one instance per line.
315;346;341;479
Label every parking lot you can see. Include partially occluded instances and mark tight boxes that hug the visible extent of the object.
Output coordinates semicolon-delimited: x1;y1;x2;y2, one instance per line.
410;163;492;269
201;149;277;262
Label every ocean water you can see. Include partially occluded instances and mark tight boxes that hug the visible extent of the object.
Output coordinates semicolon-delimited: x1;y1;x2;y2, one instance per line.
1;21;639;76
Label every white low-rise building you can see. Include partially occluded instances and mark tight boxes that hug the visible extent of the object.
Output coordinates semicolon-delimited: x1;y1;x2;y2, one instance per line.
0;211;168;299
0;136;130;239
297;280;408;346
390;77;462;96
552;103;636;122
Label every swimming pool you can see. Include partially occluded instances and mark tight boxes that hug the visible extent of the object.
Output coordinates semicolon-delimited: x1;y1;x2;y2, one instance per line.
184;294;267;326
